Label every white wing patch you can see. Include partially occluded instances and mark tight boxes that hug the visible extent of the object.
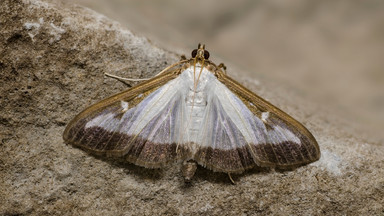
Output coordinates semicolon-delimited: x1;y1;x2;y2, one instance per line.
84;65;301;152
197;78;301;149
125;78;183;136
85;74;186;145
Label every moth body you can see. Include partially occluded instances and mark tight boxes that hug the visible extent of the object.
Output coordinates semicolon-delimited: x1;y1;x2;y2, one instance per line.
63;44;320;182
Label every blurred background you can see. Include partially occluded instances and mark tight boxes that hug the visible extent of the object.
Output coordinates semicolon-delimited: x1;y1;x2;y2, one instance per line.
68;0;384;141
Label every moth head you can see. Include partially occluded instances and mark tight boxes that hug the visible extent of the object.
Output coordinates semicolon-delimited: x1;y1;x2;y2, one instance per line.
191;43;210;60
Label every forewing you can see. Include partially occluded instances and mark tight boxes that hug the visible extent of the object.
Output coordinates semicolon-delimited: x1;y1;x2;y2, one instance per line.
194;74;320;172
63;70;188;168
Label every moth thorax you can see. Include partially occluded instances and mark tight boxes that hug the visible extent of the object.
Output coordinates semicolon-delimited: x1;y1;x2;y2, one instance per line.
182;160;198;182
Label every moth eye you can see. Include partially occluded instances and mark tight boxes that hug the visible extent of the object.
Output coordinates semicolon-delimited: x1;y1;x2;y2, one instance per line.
204;50;210;59
191;49;198;58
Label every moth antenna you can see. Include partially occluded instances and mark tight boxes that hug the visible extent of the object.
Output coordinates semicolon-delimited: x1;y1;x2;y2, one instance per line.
105;59;189;82
104;73;150;82
154;59;189;77
195;58;205;88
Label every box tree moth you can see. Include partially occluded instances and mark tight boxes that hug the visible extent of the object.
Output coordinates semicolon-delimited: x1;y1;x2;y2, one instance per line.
63;44;320;182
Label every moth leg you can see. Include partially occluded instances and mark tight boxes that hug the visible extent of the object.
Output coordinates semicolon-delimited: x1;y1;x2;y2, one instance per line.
228;173;235;184
218;63;227;74
180;54;187;61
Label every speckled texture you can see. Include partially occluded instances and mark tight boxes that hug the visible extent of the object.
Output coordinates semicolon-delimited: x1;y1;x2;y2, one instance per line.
1;0;383;215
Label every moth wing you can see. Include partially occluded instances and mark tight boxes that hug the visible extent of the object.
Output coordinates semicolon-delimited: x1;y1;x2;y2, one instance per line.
63;70;188;168
194;74;320;172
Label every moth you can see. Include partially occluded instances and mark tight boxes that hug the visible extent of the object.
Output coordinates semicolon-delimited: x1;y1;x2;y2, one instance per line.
63;44;320;182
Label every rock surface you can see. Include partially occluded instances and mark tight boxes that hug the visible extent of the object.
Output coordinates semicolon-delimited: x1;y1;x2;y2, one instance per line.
1;0;383;215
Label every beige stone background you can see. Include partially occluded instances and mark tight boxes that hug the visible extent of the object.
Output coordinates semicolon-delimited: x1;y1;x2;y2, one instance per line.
1;0;383;215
